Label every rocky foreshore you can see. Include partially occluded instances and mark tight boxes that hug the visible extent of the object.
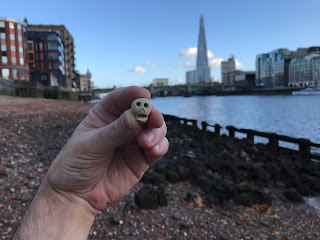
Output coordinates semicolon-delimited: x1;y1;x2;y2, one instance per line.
1;96;320;239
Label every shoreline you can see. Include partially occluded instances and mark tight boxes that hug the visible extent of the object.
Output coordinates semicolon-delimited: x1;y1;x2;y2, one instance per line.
1;97;320;239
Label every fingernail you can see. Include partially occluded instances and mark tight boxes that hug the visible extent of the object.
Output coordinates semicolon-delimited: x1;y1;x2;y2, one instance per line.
155;144;160;150
144;132;154;143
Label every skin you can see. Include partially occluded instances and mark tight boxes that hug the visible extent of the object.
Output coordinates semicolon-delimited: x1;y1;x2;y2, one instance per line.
14;86;169;240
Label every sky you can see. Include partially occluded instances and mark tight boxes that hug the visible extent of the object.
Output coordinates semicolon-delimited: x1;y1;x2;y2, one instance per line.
2;0;320;88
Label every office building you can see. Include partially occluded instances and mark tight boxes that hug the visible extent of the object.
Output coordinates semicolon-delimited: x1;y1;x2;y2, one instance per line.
289;52;320;87
27;29;66;87
185;16;211;84
27;25;75;89
255;48;310;87
186;70;196;84
221;56;236;85
0;17;30;81
153;78;168;86
234;71;256;86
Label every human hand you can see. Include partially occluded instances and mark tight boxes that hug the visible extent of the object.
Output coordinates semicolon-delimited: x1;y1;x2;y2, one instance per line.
46;86;168;213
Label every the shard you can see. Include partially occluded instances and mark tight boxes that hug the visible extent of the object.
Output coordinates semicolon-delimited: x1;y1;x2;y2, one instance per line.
195;15;211;83
186;15;211;84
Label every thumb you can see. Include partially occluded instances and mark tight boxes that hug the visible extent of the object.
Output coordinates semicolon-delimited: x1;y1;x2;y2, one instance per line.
98;109;143;149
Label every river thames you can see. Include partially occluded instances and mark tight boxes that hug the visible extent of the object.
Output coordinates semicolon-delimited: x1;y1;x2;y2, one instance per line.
150;95;320;146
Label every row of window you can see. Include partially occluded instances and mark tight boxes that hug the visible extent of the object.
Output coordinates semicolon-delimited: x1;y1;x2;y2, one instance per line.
1;56;24;65
1;44;23;53
0;21;22;30
0;33;23;41
1;68;26;78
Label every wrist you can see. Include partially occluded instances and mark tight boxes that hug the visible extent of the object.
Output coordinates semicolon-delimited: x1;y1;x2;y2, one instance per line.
15;177;96;240
45;176;100;216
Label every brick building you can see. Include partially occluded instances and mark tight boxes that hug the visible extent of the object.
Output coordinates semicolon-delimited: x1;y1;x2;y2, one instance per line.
0;17;30;81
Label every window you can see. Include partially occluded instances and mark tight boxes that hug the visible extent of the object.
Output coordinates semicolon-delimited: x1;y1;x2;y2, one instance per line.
2;56;7;63
9;22;14;29
0;21;4;28
27;43;33;50
20;58;24;65
48;43;58;50
17;24;21;30
2;68;9;78
0;33;5;39
12;69;17;77
21;70;25;77
1;44;6;51
12;57;16;63
11;45;16;52
28;53;34;60
50;62;59;70
48;33;58;41
18;35;22;42
29;63;35;69
49;52;58;60
41;74;47;81
19;47;23;53
10;34;15;40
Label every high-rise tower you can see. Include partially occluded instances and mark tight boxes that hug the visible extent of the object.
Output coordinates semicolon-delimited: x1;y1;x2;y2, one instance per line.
186;15;211;84
195;15;211;83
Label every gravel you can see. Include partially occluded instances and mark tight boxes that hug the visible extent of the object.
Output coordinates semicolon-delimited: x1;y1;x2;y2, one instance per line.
0;96;320;239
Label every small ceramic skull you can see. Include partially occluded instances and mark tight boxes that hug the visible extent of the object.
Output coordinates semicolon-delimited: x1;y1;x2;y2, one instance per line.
131;98;152;124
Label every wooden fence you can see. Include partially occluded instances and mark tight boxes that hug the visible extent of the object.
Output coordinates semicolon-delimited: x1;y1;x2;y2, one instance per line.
163;114;320;160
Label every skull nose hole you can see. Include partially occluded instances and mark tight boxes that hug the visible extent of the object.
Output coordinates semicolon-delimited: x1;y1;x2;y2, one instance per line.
144;103;149;108
136;102;141;107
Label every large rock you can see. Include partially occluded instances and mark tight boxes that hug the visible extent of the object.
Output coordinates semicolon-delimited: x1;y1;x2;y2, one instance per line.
135;185;167;209
283;188;303;203
234;190;272;207
178;166;191;180
166;170;180;183
195;176;212;193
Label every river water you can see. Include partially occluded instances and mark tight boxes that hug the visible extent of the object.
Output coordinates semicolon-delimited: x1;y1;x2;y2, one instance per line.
150;95;320;147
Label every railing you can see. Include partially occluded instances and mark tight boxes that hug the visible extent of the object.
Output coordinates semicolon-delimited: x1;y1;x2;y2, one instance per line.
163;114;320;160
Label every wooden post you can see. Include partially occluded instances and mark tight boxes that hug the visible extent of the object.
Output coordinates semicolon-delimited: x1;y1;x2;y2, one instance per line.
214;124;222;136
246;130;254;142
192;120;197;127
201;121;207;131
267;133;278;147
226;126;235;138
298;138;311;155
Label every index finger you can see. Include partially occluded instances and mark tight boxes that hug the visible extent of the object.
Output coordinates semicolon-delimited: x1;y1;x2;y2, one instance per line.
93;86;151;123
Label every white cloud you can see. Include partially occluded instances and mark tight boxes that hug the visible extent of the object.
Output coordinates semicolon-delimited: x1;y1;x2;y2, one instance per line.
184;61;195;68
132;66;147;74
235;59;244;69
178;47;244;70
179;47;214;59
207;50;214;59
145;61;156;66
179;47;198;58
209;58;224;69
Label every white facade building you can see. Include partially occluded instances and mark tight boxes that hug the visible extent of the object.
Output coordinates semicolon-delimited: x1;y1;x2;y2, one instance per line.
153;78;168;86
80;69;92;91
221;56;236;85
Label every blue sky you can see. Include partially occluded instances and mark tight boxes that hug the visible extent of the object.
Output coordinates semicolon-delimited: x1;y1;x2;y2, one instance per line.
2;0;320;88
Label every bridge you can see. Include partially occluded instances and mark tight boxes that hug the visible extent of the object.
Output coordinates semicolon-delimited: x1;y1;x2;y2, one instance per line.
92;84;223;98
92;84;304;98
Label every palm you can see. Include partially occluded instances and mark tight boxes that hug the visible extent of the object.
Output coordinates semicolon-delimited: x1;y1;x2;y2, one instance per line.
48;87;167;211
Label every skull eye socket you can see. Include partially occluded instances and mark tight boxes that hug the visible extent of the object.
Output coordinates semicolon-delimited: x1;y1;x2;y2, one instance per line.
136;102;141;107
144;103;149;108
